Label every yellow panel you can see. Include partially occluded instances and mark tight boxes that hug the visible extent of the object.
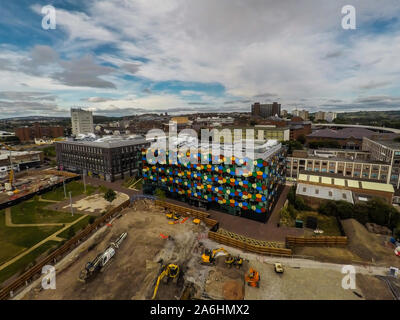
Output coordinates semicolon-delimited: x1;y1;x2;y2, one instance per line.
321;177;332;185
347;180;360;188
309;175;320;183
298;174;308;181
361;181;394;193
334;178;345;186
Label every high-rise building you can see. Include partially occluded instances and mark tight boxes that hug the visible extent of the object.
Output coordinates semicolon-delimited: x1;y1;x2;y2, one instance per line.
251;102;281;118
71;108;94;136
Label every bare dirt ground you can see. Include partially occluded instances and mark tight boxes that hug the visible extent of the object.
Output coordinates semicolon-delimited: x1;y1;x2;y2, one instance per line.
19;201;399;301
47;192;129;216
22;200;208;300
342;219;400;267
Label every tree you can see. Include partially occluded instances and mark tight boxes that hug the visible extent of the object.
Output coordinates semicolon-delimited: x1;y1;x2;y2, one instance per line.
336;201;353;219
296;134;306;145
155;188;166;200
104;188;117;203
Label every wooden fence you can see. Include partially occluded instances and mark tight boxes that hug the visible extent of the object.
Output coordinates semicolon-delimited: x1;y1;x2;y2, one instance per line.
0;199;130;300
155;200;219;228
208;231;292;256
285;236;348;247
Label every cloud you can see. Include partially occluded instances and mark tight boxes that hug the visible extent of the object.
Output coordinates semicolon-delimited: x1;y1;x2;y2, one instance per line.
358;80;391;90
82;97;117;103
53;55;116;88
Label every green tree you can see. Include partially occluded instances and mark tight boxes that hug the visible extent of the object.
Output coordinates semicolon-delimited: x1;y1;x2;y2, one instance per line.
104;188;117;203
336;201;353;219
155;188;166;200
296;134;306;145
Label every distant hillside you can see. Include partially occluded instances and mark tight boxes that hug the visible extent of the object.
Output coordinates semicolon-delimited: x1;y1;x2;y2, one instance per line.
334;110;400;129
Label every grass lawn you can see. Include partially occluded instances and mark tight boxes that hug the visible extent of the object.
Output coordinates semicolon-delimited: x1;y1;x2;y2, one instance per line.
296;211;342;236
58;215;93;240
0;240;59;285
10;199;82;225
0;210;61;265
41;181;97;201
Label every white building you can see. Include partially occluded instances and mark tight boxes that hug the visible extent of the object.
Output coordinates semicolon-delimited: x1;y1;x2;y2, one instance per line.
71;108;94;136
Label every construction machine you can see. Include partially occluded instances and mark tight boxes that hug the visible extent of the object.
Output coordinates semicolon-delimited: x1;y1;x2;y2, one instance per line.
201;247;229;265
0;142;17;189
245;268;260;288
152;263;180;300
165;211;180;221
78;232;127;282
225;255;243;269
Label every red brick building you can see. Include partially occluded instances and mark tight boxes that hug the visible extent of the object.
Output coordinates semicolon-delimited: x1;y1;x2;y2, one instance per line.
15;123;64;142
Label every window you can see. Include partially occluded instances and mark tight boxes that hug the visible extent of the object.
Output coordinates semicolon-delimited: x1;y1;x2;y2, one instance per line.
315;189;319;194
303;187;306;192
342;193;347;199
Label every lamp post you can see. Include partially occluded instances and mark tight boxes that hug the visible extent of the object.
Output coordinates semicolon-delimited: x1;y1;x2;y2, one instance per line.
69;191;73;216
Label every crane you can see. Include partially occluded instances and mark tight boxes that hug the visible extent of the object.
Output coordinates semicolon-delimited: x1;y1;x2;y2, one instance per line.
0;142;17;188
152;264;180;300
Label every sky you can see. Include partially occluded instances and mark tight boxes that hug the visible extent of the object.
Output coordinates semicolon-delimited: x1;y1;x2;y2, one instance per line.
0;0;400;118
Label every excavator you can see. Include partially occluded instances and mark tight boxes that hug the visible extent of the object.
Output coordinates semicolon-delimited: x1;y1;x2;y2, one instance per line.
165;211;180;221
245;268;260;288
201;247;243;268
152;263;180;300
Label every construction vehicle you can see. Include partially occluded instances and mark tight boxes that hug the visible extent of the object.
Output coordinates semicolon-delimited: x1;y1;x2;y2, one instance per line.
274;263;284;274
201;247;229;265
165;211;180;221
193;218;201;225
152;263;180;300
78;232;127;282
224;255;243;269
245;268;260;288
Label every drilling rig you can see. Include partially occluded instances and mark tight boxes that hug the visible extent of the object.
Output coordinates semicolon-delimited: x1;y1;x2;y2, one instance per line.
78;232;127;282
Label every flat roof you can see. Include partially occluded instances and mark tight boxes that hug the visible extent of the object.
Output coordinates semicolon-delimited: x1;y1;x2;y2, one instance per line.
321;176;332;185
57;136;148;148
334;178;345;186
298;174;394;194
296;183;354;204
361;181;395;193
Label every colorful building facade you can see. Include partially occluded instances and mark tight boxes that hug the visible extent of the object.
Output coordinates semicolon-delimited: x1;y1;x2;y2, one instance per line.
142;144;287;222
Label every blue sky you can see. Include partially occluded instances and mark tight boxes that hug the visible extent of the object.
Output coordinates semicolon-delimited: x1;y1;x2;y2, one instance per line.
0;0;400;118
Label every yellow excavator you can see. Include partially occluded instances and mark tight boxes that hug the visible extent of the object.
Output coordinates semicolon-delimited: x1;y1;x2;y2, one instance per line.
165;211;180;221
152;264;180;300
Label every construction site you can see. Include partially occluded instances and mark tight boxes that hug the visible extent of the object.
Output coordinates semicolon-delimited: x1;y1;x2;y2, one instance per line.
15;198;400;301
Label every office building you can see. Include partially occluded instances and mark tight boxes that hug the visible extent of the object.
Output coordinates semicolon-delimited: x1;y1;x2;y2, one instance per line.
55;136;149;182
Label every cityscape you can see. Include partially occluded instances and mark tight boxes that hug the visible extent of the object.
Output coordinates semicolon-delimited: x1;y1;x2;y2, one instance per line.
0;0;400;312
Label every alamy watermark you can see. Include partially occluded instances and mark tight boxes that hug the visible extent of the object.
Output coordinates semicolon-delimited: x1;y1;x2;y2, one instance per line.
41;5;56;30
